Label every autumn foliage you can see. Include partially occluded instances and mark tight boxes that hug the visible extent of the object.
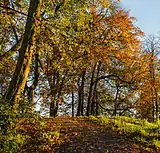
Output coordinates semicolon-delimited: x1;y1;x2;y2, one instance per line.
0;0;160;152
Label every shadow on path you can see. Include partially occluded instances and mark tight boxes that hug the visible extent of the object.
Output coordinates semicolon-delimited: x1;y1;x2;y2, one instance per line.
51;118;156;153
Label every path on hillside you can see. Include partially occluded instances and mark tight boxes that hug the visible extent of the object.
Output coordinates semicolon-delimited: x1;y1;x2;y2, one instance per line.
45;117;157;153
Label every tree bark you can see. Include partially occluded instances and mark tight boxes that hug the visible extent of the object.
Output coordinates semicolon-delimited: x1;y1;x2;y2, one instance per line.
5;0;42;111
27;50;40;113
77;69;86;116
72;91;74;117
77;77;82;116
113;83;119;116
49;71;59;117
154;88;159;120
86;63;97;116
81;69;86;116
95;91;99;116
91;61;101;116
49;70;68;117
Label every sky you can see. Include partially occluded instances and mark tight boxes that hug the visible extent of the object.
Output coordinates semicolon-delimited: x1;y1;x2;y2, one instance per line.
120;0;160;36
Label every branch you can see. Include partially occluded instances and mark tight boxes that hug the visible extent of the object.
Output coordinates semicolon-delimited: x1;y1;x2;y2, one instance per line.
0;37;22;60
93;74;133;85
0;5;29;17
98;103;133;112
7;15;19;42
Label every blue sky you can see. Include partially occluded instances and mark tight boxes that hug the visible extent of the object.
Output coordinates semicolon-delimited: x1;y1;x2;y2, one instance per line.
120;0;160;36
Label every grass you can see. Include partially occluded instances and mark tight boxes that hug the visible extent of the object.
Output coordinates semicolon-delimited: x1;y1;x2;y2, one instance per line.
1;114;159;152
88;116;160;148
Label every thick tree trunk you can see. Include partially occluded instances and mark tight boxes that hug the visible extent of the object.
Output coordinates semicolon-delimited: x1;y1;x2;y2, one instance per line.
5;0;42;111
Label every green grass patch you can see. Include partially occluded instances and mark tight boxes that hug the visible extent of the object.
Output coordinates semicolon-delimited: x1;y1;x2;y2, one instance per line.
88;116;160;149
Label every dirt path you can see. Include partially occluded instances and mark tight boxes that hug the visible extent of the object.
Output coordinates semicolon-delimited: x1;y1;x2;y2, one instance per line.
48;117;157;153
20;117;158;153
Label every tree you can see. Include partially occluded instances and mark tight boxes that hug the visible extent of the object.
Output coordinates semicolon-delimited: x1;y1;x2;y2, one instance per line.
1;0;153;120
5;0;42;111
137;34;160;121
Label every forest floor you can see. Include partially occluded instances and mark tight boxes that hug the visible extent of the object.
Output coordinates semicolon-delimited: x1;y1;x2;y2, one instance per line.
20;116;159;153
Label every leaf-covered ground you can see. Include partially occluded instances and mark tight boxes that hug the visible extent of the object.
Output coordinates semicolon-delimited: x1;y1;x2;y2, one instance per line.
18;116;159;153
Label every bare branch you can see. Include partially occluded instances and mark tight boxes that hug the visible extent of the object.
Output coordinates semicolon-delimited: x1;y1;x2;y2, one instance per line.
0;5;29;17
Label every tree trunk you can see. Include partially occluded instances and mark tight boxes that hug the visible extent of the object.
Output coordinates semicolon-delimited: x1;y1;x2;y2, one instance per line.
113;83;119;116
28;89;34;113
49;71;56;116
54;70;68;116
28;51;40;113
76;76;81;116
77;69;86;116
81;69;86;116
5;0;42;111
95;91;99;116
77;78;82;116
154;88;159;121
49;97;56;116
91;61;101;116
49;71;59;117
49;70;68;117
91;97;95;115
86;63;97;116
72;91;74;117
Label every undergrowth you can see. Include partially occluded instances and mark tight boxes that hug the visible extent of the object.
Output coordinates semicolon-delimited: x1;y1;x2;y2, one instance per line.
0;103;61;153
